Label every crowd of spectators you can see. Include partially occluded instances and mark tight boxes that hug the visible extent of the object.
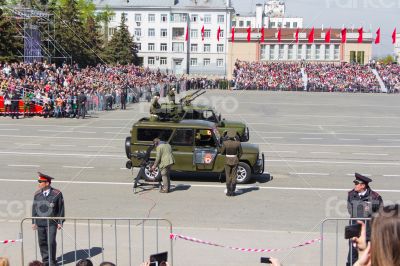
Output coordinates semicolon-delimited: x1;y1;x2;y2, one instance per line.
376;63;400;93
233;61;304;90
0;62;182;118
305;63;380;92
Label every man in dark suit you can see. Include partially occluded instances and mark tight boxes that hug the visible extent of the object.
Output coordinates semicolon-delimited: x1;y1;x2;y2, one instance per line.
77;91;87;119
346;173;383;265
32;172;65;266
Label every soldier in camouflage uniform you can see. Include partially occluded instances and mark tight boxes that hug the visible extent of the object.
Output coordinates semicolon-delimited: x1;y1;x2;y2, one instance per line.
151;138;175;193
221;129;242;196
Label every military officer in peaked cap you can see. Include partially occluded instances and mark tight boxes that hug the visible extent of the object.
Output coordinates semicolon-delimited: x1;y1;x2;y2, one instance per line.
346;173;383;266
32;172;65;266
221;129;242;196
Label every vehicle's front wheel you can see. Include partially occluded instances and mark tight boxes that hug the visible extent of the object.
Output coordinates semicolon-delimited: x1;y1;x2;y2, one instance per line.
236;162;252;184
142;161;161;182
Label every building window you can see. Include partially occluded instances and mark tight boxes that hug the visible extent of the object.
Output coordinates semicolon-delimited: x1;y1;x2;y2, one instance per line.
190;58;198;66
293;22;298;28
136;43;141;51
334;44;340;60
216;59;224;67
285;22;290;28
148;43;155;51
160;43;167;51
148;57;155;65
172;42;184;52
148;28;155;37
191;14;198;22
260;44;267;60
203;58;210;66
270;45;276;60
204;30;211;39
325;45;331;60
217;44;224;53
191;44;198;52
190;29;198;38
160;57;167;65
297;45;304;60
161;14;168;22
108;27;116;36
306;44;312;59
232;21;236;27
148;14;155;22
288;44;295;60
135;14;141;22
161;29;168;37
220;30;224;38
203;44;211;52
270;22;275;28
217;15;224;23
246;21;251;27
279;44;284;59
316;44;321;60
278;22;282;28
239;21;244;27
134;28;141;37
204;14;211;24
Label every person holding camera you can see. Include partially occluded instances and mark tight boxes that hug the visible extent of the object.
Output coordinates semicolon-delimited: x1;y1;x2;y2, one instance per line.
346;173;383;266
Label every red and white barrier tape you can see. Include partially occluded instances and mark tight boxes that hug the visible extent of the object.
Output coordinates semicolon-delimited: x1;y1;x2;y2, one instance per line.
1;239;22;244
170;233;321;253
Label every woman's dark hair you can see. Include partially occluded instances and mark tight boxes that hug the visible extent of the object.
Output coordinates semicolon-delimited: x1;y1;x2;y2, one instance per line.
76;259;93;266
28;261;43;266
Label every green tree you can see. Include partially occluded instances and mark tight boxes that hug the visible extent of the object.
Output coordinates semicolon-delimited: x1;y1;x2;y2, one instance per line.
95;5;114;45
104;13;137;65
0;1;23;61
378;55;395;65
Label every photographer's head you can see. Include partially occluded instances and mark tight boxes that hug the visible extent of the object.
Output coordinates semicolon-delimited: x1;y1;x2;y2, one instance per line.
371;204;400;266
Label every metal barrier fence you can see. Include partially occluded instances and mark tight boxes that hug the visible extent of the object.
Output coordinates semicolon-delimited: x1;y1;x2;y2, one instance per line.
320;218;370;266
20;217;173;266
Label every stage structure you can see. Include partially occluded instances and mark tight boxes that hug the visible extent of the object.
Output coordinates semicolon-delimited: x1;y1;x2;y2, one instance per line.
3;5;71;64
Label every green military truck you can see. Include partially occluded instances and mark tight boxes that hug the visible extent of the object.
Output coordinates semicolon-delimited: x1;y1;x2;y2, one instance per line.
125;119;264;184
157;89;250;142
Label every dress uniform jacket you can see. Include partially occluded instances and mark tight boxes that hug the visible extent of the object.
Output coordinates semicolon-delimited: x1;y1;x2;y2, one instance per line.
32;187;65;226
221;139;243;165
154;143;175;170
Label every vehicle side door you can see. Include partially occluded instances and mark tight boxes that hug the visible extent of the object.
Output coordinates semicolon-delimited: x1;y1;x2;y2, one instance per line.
169;128;195;171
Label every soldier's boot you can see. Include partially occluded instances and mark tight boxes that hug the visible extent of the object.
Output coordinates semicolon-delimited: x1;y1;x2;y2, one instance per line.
226;183;231;196
230;184;236;196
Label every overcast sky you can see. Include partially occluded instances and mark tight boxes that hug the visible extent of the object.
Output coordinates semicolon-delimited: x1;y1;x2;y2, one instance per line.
231;0;399;57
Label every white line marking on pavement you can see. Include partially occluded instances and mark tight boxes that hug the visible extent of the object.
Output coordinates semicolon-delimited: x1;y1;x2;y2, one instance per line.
339;138;361;141
0;134;125;141
289;172;330;176
50;144;76;147
0;129;19;131
62;166;94;169
104;132;127;135
346;173;371;176
383;175;400;177
263;151;298;154
300;138;324;140
262;137;284;139
254;131;400;136
8;164;40;167
38;130;96;134
378;139;400;142
267;159;400;166
253;143;400;148
0;178;399;193
0;151;124;158
352;153;388;156
88;146;116;148
310;152;340;155
14;143;41;146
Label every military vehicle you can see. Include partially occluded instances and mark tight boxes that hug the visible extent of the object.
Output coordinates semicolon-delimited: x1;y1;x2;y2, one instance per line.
157;89;250;142
125;119;264;184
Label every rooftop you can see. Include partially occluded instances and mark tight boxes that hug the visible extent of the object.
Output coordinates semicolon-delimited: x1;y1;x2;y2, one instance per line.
93;0;231;9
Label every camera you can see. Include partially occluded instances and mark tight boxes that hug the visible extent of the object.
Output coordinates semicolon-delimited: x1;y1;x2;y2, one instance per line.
260;257;272;264
345;224;361;239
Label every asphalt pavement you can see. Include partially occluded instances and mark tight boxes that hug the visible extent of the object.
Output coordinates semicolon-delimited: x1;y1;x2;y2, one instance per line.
1;91;400;265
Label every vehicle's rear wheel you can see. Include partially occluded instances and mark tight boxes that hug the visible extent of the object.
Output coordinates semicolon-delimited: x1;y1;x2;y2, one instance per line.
125;137;131;159
142;161;161;182
236;162;252;184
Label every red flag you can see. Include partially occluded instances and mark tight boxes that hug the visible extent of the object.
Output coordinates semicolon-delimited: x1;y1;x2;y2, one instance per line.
201;25;205;41
247;26;251;42
325;28;331;43
231;27;235;43
185;26;189;41
357;27;363;43
260;27;265;43
375;28;380;44
217;26;221;42
277;28;282;42
341;28;347;43
295;28;299;43
308;27;315;43
392;28;397;44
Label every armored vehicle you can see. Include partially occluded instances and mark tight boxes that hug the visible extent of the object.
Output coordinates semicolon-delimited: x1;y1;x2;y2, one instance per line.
157;89;250;142
125;119;264;184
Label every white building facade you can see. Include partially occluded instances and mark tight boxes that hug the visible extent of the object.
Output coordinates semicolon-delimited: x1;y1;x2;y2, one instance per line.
232;1;303;29
94;0;234;76
396;33;400;63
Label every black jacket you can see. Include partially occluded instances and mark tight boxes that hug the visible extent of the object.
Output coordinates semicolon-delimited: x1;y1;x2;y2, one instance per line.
32;187;65;226
347;188;383;218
